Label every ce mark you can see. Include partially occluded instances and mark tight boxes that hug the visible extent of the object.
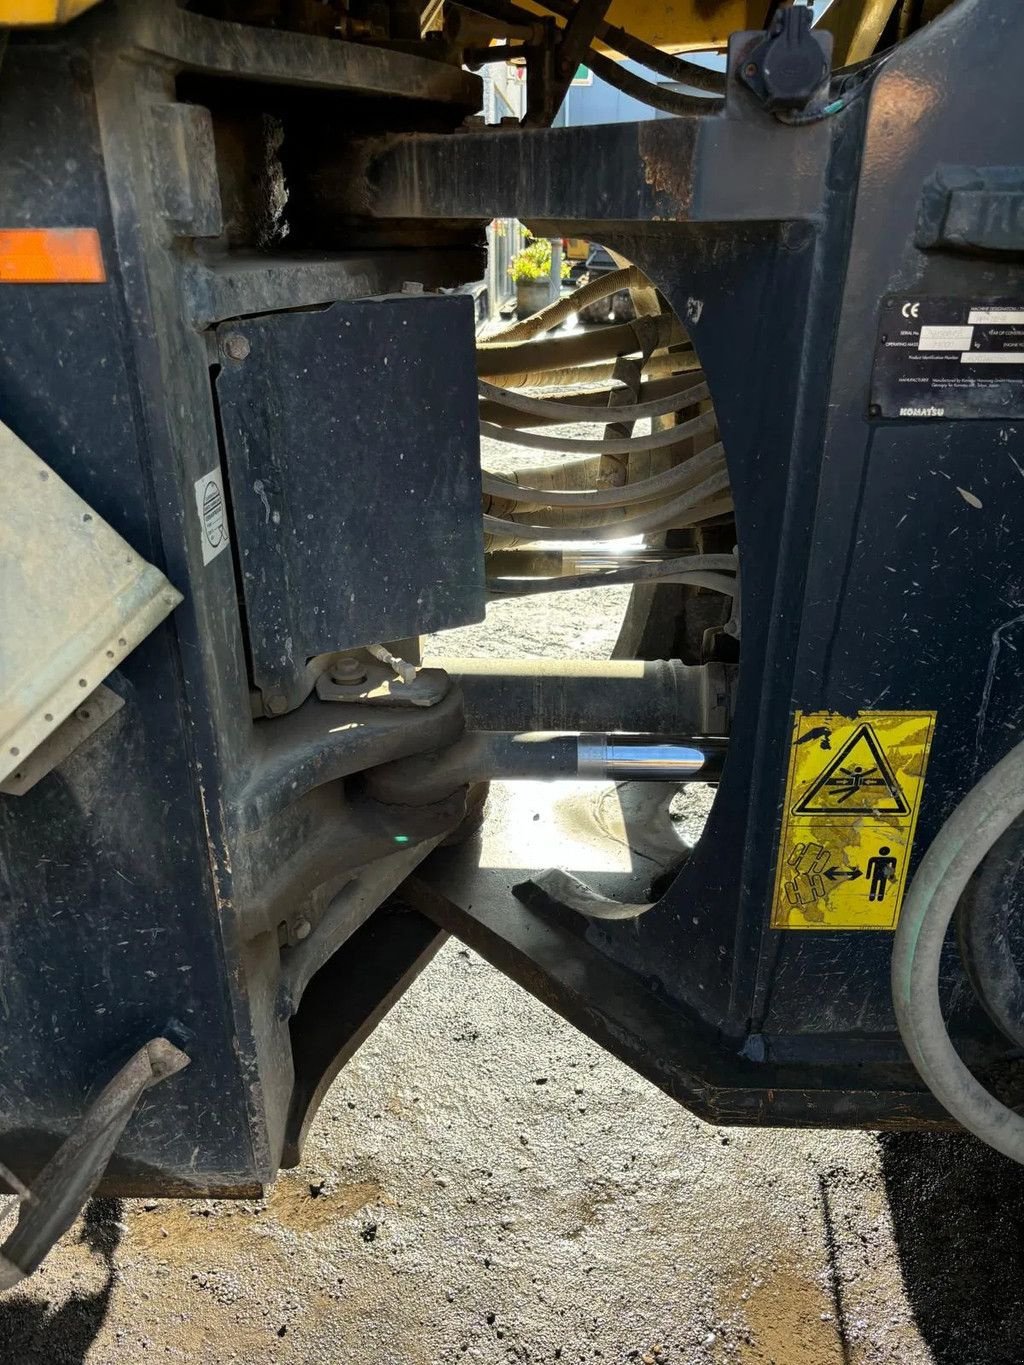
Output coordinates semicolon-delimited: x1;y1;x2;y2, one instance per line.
901;301;920;319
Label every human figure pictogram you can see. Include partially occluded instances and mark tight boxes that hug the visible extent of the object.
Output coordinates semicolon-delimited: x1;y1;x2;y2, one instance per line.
866;846;898;902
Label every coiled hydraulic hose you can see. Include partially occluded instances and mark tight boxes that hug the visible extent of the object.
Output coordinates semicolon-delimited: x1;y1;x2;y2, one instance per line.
488;266;652;344
477;315;684;377
483;442;724;510
483;351;697;390
480;407;716;456
892;736;1024;1164
478;376;709;427
483;467;730;542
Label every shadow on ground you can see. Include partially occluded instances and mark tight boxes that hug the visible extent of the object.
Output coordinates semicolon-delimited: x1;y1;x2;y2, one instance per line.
0;1197;121;1363
881;1130;1024;1364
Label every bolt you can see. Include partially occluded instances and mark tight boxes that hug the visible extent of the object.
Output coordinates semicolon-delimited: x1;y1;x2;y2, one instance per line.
868;403;882;418
222;332;251;361
293;918;312;941
330;658;368;686
744;62;758;77
265;692;289;715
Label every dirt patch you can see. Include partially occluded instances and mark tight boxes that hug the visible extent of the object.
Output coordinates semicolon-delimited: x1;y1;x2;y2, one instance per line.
730;1263;846;1364
126;1174;382;1258
267;1175;382;1232
126;1200;277;1263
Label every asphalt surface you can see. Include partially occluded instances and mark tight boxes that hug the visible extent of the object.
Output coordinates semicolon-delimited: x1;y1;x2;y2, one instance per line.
3;394;1023;1364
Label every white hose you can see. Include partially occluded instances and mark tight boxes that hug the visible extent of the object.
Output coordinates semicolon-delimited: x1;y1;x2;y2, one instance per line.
892;736;1024;1164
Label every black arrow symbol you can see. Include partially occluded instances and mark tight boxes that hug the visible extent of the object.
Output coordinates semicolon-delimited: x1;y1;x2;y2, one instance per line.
825;866;863;882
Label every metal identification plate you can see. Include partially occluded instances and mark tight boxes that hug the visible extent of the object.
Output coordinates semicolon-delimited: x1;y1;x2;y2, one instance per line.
771;710;936;931
871;296;1024;419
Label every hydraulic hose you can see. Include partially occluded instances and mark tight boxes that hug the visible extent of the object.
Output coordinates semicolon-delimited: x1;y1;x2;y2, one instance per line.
530;0;727;94
488;557;737;598
483;467;730;542
478;376;709;427
483;442;724;509
585;49;724;118
477;314;684;378
892;736;1024;1164
483;350;698;390
480;407;716;456
488;266;651;343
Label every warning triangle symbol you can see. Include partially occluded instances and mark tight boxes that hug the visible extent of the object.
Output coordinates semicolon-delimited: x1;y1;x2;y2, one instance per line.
792;723;910;816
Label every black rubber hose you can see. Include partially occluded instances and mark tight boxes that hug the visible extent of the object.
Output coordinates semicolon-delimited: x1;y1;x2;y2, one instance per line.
585;50;724;118
892;737;1024;1165
454;0;726;98
456;1;721;119
530;0;727;94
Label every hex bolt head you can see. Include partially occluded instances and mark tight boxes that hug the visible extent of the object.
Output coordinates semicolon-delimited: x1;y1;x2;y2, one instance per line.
265;692;289;716
293;918;312;941
222;332;251;361
330;658;368;686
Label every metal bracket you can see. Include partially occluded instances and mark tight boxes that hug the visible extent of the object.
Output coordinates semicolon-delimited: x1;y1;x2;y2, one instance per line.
1;684;123;796
524;0;612;128
0;1038;189;1291
315;663;451;709
0;420;182;786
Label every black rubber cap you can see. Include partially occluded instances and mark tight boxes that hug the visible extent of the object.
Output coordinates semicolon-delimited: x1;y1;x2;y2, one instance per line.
760;6;829;109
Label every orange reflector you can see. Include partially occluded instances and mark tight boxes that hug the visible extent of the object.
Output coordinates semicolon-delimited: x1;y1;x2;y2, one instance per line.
0;228;105;284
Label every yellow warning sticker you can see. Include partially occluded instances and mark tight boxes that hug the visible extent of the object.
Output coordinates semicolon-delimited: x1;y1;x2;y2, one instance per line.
771;710;936;930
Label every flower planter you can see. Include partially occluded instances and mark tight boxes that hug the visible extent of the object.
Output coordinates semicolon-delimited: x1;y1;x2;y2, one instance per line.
515;278;553;320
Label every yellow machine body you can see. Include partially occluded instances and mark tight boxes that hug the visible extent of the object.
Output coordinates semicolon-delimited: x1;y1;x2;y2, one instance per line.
1;0;918;69
520;0;768;53
0;0;101;23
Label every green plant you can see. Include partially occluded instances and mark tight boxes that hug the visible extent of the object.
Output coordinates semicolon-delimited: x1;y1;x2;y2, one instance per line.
508;236;571;283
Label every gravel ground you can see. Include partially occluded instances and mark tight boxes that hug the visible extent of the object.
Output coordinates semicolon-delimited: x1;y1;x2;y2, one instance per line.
2;381;1022;1365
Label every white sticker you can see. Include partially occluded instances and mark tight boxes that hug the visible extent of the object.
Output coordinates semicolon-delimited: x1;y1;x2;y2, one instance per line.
918;325;973;352
193;467;230;565
968;309;1024;325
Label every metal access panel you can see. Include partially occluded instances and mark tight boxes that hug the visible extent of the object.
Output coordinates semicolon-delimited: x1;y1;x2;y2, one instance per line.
215;296;485;705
